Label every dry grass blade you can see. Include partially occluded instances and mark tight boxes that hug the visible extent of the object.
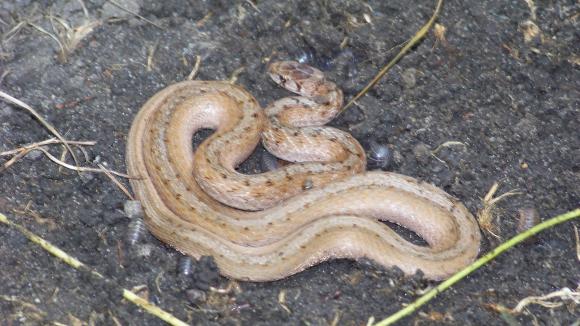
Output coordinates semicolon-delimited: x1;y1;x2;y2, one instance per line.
0;90;79;167
0;212;188;326
2;20;27;42
49;16;102;62
512;286;580;313
477;182;522;238
34;147;129;178
342;0;444;111
0;295;46;321
187;55;202;80
107;0;165;30
97;162;134;200
28;21;67;58
0;138;96;157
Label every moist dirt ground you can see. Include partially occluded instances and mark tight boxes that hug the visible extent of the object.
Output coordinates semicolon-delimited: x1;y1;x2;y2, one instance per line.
0;0;578;325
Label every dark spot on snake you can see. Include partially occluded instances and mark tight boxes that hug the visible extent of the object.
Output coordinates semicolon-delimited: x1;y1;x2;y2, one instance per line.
221;173;228;179
244;180;251;186
252;112;259;118
265;180;274;186
243;227;250;231
293;131;299;137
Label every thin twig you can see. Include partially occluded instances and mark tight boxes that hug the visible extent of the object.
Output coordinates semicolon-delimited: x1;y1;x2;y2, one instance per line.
229;66;245;84
0;91;79;166
187;55;202;80
477;182;522;238
0;213;188;326
512;286;580;313
34;147;130;178
342;0;444;111
107;0;165;30
97;163;134;200
0;138;96;156
373;208;580;326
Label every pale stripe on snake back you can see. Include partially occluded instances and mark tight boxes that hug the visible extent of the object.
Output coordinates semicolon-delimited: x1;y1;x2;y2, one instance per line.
125;61;481;281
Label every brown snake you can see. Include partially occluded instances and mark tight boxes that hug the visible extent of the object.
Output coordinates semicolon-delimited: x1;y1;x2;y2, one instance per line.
126;61;481;281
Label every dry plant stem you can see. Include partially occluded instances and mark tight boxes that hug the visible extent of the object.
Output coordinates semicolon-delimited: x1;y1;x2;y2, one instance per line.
373;208;580;326
0;91;79;166
107;0;165;30
477;182;522;238
187;55;202;80
97;162;134;200
0;138;96;156
342;0;444;111
512;286;580;313
0;212;189;326
26;147;130;178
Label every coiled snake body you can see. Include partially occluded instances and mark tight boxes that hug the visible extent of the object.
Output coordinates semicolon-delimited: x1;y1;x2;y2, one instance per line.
126;61;481;281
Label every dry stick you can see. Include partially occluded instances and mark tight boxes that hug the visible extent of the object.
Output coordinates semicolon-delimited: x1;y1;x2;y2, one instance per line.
187;55;202;80
342;0;444;111
97;162;134;200
373;208;580;326
0;212;189;326
107;0;165;30
0;90;80;167
0;138;96;156
31;147;130;178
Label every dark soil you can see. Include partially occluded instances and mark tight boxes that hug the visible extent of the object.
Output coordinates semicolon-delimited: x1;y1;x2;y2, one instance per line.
0;0;578;325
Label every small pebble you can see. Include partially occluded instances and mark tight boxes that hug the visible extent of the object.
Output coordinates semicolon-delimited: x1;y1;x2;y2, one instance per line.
413;143;432;165
185;288;207;304
400;68;418;88
124;200;144;219
514;115;538;140
25;150;43;161
134;244;155;257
